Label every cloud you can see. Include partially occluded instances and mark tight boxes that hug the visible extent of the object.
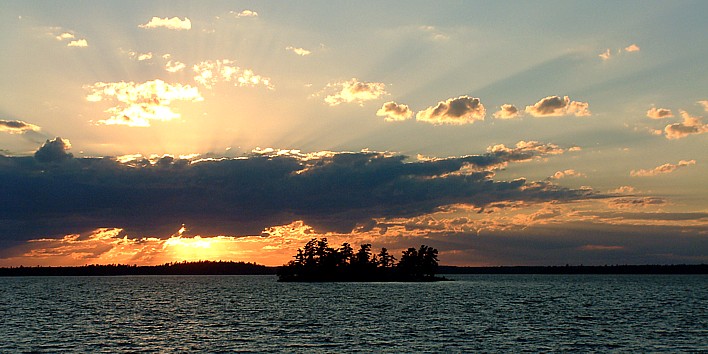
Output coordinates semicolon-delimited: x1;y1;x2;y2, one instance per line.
139;17;192;30
376;101;413;122
55;32;74;41
610;185;635;194
525;96;590;117
165;60;186;73
232;10;258;17
599;44;639;61
549;169;585;179
419;25;449;41
193;59;273;90
0;120;41;134
607;197;667;209
85;79;203;127
664;110;708;139
0;143;594;248
630;160;696;177
416;96;486;125
646;107;673;119
286;46;312;56
322;78;387;106
493;104;521;119
598;49;612;61
67;39;88;47
624;44;640;52
34;137;72;163
578;244;624;251
698;100;708;112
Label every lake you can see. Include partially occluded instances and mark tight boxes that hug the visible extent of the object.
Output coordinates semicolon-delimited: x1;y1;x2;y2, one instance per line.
1;275;706;352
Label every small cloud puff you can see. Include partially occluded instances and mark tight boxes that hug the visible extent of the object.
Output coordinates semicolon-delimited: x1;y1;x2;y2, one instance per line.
286;46;312;56
34;137;72;163
598;44;639;60
232;10;258;17
0;120;41;134
493;104;521;119
55;32;74;41
323;78;387;106
698;100;708;112
549;169;585;179
607;197;666;209
646;107;673;119
165;60;186;73
377;101;413;122
525;96;590;117
664;110;708;139
193;59;273;90
416;96;485;125
598;49;612;61
67;39;88;47
630;160;696;177
139;17;192;30
624;44;640;52
85;79;203;127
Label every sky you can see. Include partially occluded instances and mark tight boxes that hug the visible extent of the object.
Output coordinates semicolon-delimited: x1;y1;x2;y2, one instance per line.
0;0;706;267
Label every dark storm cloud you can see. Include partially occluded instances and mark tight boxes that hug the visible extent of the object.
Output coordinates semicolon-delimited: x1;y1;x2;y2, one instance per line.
0;143;595;245
34;137;73;163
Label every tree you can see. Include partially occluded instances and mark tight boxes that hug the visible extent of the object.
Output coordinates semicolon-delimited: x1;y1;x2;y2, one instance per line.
378;248;396;268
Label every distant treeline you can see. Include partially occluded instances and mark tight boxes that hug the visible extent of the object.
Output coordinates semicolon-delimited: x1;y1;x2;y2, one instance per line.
439;264;708;275
2;261;706;277
0;260;274;277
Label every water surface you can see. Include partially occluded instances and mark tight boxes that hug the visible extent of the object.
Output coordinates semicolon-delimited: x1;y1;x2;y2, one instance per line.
1;275;706;352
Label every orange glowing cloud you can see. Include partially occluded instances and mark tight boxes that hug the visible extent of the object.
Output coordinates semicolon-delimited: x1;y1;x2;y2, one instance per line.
664;110;708;139
416;96;486;125
525;96;590;117
376;101;413;122
630;160;696;177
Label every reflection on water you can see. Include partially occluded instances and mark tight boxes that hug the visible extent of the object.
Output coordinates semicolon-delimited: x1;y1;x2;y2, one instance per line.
1;275;707;352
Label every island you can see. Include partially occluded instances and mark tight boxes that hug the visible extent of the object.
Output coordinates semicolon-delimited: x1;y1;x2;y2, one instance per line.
276;238;448;282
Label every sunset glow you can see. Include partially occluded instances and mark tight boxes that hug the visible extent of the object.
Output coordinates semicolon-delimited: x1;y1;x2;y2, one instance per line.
1;1;706;267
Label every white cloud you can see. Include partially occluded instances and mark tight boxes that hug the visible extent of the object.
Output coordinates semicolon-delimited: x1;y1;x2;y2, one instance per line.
322;78;387;106
165;60;186;73
493;104;521;119
664;110;708;139
55;32;74;41
416;96;486;125
630;160;696;177
139;17;192;30
286;46;312;56
376;101;413;122
646;107;673;119
193;59;273;90
67;39;88;47
85;79;203;127
525;96;590;117
232;10;258;17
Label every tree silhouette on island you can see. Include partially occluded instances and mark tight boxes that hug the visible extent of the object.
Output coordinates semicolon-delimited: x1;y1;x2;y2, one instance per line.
277;238;447;282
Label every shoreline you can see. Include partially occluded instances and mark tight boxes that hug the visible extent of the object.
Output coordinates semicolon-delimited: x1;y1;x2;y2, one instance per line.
1;263;707;276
